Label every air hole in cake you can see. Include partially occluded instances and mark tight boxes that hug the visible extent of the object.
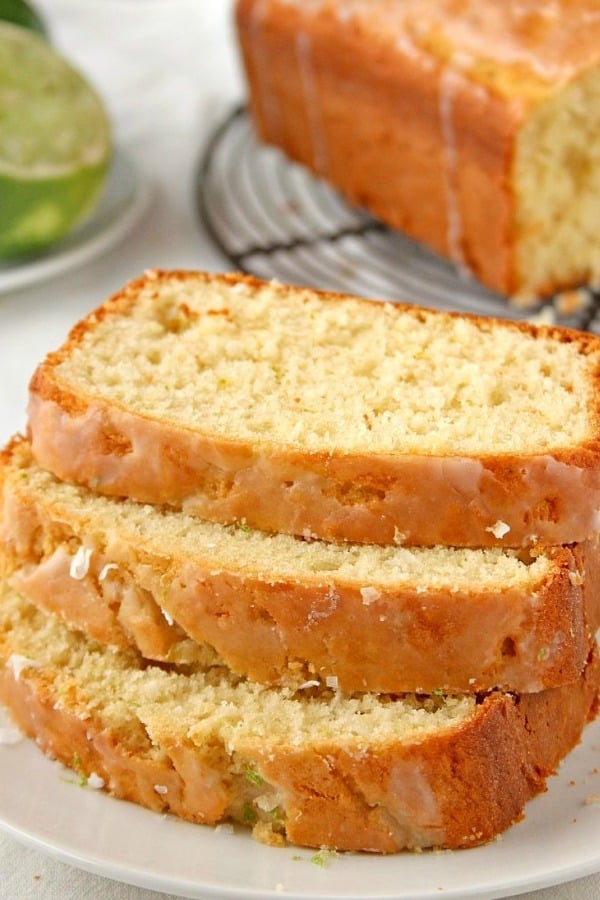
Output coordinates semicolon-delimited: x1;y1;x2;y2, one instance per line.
501;636;517;658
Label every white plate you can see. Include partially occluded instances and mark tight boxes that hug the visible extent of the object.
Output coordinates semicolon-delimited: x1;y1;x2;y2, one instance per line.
1;706;600;900
0;148;150;295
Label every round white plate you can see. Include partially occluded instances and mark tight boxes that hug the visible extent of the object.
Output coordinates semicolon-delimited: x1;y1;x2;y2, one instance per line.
0;148;150;295
1;706;599;900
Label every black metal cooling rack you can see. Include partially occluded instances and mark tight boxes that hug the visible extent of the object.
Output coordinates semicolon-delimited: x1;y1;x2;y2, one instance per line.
197;105;599;332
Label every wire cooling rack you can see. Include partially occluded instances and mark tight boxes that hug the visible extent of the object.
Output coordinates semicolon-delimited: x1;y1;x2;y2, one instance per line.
197;105;599;331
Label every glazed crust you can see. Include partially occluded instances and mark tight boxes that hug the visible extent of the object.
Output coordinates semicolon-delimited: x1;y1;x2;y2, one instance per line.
235;0;600;297
1;640;598;853
256;653;600;851
236;0;517;294
27;270;600;548
3;438;600;692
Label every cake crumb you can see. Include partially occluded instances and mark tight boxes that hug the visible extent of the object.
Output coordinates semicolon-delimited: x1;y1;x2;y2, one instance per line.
87;772;105;790
554;288;589;317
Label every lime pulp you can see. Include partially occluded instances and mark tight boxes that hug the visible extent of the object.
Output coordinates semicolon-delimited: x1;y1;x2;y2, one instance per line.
0;21;112;259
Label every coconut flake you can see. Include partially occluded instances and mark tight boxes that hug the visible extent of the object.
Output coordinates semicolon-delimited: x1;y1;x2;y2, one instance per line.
87;772;105;790
360;586;381;606
70;546;93;580
98;562;118;582
485;520;511;540
8;654;41;681
161;608;175;627
255;792;280;812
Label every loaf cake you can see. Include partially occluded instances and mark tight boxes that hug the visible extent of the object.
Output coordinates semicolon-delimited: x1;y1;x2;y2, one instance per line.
27;269;600;548
235;0;600;301
3;436;600;694
1;584;599;853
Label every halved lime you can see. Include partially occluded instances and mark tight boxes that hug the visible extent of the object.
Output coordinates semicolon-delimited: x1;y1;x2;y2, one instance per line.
0;0;46;35
0;22;112;259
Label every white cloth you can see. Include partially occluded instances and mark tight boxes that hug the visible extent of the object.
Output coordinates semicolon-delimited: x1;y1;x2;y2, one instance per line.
0;2;599;898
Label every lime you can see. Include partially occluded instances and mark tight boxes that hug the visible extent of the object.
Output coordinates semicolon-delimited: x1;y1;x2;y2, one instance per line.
0;22;112;259
0;0;46;36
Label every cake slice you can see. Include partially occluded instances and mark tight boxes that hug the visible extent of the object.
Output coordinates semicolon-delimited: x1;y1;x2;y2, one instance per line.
3;436;599;694
235;0;600;300
1;585;598;853
27;270;600;548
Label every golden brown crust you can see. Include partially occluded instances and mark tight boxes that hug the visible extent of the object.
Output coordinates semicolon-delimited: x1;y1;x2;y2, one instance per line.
235;0;517;293
26;392;600;547
3;436;600;693
235;0;600;297
0;666;193;819
26;271;600;548
1;633;598;853
256;655;600;852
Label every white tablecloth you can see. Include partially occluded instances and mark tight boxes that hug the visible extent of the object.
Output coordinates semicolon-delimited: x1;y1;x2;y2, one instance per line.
0;3;599;898
2;837;596;900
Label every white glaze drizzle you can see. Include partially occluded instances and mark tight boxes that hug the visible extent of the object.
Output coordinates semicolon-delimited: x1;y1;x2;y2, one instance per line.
248;0;283;142
438;67;469;274
296;30;329;175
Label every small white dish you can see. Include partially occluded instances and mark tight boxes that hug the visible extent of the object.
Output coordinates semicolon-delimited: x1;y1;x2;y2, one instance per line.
0;148;150;295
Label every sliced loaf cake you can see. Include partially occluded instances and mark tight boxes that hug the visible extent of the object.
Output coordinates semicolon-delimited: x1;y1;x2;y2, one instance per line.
27;270;600;547
1;585;598;853
3;437;599;694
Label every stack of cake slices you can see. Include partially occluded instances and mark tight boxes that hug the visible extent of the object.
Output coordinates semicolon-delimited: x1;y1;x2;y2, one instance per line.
1;269;600;853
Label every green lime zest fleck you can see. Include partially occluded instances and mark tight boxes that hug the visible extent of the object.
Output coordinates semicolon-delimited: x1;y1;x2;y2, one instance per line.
241;803;258;825
310;848;338;868
71;751;87;786
235;521;253;533
244;767;265;787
